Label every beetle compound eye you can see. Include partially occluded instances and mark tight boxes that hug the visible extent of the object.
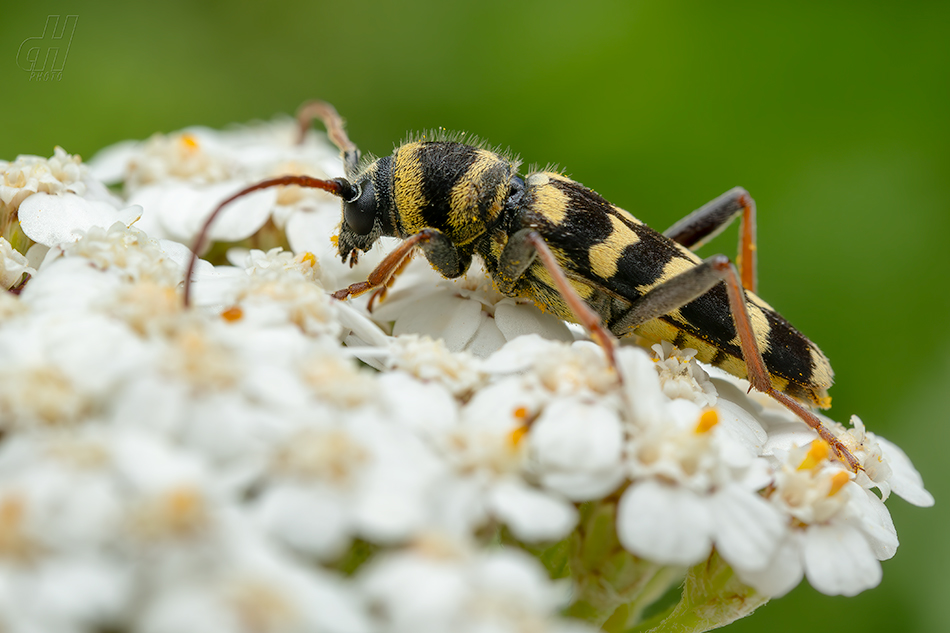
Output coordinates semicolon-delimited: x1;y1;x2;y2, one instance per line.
343;179;378;236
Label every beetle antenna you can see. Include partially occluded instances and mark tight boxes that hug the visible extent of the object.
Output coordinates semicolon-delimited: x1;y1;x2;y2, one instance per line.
296;100;361;178
182;175;354;308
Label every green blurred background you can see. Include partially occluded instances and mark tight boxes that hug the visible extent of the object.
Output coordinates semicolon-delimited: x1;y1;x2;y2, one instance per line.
2;1;946;630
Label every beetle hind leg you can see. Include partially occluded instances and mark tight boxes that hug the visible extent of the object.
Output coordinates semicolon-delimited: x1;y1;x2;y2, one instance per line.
612;254;860;471
663;187;758;293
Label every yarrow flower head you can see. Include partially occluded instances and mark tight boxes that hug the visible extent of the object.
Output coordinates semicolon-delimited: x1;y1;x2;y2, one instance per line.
1;146;88;213
0;112;931;633
1;147;134;262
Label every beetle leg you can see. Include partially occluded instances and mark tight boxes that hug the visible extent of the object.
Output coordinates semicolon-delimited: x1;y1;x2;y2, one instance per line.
613;254;860;471
366;248;417;312
497;229;618;370
663;187;757;293
494;228;538;295
333;232;424;300
332;228;470;301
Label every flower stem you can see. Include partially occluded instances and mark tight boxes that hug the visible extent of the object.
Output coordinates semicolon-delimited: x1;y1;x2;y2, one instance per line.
626;552;768;633
565;500;685;628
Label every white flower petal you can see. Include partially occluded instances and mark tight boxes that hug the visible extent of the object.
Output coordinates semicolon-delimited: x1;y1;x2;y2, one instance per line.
355;484;428;543
531;399;624;470
489;478;578;542
461;311;508;357
493;298;574;343
618;347;667;429
714;398;768;456
709;482;785;572
877;437;934;507
802;522;882;596
530;399;625;501
24;242;50;269
848;486;899;560
284;203;339;255
737;534;804;597
110;433;209;493
18;192;141;247
378;371;460;437
155;238;197;273
540;470;627;503
131;182;275;242
617;480;713;565
21;256;122;312
31;557;131;629
481;333;556;373
201;185;277;242
88;139;139;184
473;549;564;612
351;420;446;543
428;475;491;537
360;555;468;631
335;301;391;348
760;418;819;457
139;584;234;633
391;292;482;352
256;484;351;559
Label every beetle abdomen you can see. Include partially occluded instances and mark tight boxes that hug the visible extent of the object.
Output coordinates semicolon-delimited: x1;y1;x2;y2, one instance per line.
513;171;833;408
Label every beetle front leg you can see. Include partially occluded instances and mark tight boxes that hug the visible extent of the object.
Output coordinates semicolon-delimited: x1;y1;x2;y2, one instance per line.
333;228;471;301
663;187;758;293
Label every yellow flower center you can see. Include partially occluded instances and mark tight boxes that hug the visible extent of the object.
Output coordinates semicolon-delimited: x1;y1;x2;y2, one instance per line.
798;440;830;470
694;409;719;434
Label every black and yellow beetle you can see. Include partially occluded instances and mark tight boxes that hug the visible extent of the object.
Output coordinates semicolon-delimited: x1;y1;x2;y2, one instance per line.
185;101;858;470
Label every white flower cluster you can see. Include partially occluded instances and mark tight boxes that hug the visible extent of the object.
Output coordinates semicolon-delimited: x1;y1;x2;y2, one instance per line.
0;121;931;633
1;146;88;211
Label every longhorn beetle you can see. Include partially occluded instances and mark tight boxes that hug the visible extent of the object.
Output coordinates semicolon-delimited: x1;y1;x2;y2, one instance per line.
184;101;860;471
